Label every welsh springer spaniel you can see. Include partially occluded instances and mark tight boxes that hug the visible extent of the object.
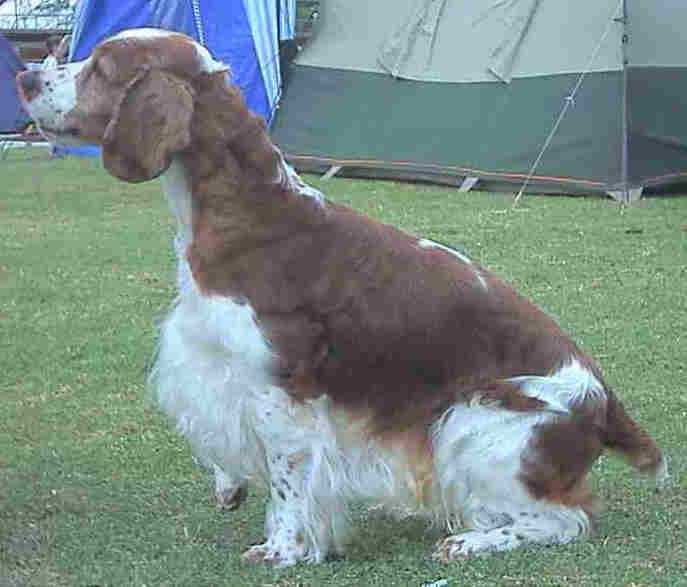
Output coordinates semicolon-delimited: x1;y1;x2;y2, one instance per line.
17;29;667;566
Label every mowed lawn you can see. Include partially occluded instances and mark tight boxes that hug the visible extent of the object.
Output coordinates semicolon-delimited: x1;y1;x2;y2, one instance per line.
1;150;685;586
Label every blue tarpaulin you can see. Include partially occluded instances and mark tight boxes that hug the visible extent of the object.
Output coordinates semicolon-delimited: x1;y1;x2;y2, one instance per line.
0;33;28;133
65;0;292;156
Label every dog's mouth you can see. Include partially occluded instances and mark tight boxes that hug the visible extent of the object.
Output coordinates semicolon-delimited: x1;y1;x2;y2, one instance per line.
35;122;84;145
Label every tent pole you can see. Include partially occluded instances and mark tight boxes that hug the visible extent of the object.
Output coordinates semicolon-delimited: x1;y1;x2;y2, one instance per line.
620;0;630;204
191;0;206;47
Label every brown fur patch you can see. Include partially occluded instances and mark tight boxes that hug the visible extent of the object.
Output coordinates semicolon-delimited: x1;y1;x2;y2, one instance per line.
603;389;664;474
520;411;603;513
102;68;194;181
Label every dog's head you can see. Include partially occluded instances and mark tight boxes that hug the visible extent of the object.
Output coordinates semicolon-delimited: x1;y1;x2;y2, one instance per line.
17;28;227;182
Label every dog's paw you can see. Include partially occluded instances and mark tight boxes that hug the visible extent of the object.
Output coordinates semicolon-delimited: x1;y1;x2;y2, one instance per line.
432;530;518;562
215;484;247;511
242;542;302;567
433;535;469;562
242;543;281;565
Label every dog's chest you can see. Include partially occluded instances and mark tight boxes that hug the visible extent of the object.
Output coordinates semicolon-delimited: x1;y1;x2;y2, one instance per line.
162;162;273;370
174;243;274;382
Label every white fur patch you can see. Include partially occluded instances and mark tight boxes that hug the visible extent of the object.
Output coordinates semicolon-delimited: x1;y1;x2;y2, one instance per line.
160;158;193;241
153;277;417;563
430;398;591;560
20;60;86;140
509;359;607;411
431;403;553;530
112;28;176;41
192;42;228;74
417;238;488;290
278;155;325;206
418;238;472;265
434;504;589;560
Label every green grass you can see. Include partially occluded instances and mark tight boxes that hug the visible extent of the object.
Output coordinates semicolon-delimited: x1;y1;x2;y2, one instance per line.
1;150;685;586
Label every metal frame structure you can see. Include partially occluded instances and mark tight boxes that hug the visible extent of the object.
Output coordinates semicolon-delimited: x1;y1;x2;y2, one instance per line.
0;0;74;31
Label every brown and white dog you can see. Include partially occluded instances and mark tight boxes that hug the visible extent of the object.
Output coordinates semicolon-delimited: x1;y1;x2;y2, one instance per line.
17;29;667;566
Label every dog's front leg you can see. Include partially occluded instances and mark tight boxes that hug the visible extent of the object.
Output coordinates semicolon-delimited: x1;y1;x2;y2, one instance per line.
213;463;247;511
242;395;347;566
242;447;312;566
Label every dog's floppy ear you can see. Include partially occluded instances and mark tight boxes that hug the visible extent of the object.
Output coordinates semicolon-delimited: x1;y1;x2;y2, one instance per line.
102;68;194;183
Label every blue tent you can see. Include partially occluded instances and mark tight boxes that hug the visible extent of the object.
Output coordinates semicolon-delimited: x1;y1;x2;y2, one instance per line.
66;0;295;155
0;33;28;133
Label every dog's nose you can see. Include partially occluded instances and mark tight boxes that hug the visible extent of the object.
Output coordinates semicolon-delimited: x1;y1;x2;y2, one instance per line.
16;70;42;102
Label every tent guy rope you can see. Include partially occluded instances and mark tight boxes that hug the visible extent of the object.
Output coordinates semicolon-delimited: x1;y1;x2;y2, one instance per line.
512;0;625;207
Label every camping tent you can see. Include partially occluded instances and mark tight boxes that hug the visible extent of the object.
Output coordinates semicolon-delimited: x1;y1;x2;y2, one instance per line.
66;0;295;155
0;32;28;133
272;0;687;199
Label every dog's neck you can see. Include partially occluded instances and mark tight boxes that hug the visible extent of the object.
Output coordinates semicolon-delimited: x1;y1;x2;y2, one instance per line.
160;76;325;294
160;157;193;243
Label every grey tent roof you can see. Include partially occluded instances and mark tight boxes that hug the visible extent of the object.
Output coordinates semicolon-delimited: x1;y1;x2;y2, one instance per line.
296;0;623;84
273;0;687;196
627;1;687;68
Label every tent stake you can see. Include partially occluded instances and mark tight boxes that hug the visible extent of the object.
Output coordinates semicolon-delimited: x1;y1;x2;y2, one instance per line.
607;187;642;203
458;176;479;192
322;165;342;180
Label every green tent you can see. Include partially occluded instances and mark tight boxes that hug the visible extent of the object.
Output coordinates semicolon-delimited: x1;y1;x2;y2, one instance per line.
273;1;687;200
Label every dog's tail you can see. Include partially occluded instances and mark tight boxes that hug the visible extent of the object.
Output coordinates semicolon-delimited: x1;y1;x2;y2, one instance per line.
602;388;668;488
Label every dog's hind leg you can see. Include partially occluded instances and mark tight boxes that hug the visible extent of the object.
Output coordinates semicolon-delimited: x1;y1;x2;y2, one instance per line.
431;401;598;561
433;503;589;560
